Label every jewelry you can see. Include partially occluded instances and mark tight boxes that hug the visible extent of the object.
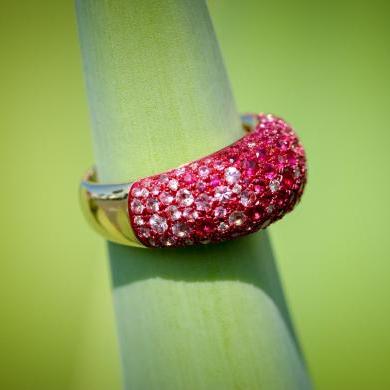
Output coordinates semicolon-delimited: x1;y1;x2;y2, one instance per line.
80;113;307;248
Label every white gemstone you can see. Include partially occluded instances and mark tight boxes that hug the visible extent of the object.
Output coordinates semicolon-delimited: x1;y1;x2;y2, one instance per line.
176;189;194;206
166;205;181;220
131;187;149;198
266;205;274;214
130;199;144;214
149;214;168;233
168;179;179;191
198;166;210;178
225;167;241;184
195;193;212;211
240;190;256;206
214;206;227;218
183;209;199;220
138;227;150;238
175;166;185;176
214;186;232;202
151;187;160;196
214;161;225;171
172;222;189;237
134;216;144;226
232;184;242;194
269;179;280;193
293;168;301;178
218;222;229;232
247;142;256;148
143;179;152;188
146;198;159;212
228;211;247;226
159;191;173;205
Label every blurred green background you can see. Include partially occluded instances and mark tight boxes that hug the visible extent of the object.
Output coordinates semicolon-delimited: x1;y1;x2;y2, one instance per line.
1;0;389;389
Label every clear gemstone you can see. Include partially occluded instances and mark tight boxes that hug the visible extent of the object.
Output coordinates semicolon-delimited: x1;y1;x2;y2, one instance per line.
232;184;242;194
138;227;150;238
195;193;212;211
159;191;173;205
146;198;159;212
151;187;160;196
143;179;152;189
149;214;168;233
269;179;280;193
190;162;199;170
293;168;301;178
228;211;246;226
240;190;256;206
130;199;144;214
214;186;231;202
166;205;181;220
176;189;194;206
134;216;144;226
198;166;210;178
172;222;189;237
175;167;185;176
131;187;149;198
225;167;241;184
247;142;256;148
218;222;229;232
266;205;274;214
168;179;179;191
183;209;199;220
214;206;227;218
214;161;225;171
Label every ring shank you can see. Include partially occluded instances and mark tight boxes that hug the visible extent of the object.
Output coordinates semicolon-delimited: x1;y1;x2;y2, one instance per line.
80;169;145;247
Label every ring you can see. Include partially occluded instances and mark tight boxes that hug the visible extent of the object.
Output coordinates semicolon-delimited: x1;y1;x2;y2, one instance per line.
80;113;307;248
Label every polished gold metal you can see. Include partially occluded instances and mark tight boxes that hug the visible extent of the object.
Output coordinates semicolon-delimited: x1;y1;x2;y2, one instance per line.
80;168;145;247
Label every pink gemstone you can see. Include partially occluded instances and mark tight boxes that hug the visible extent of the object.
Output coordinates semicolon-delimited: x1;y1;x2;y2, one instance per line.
195;194;212;211
210;175;221;187
184;173;195;184
249;209;262;221
146;198;159;212
159;191;174;205
128;113;307;248
254;184;263;193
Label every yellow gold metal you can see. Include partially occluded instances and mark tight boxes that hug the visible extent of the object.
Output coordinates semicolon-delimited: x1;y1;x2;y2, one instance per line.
80;168;146;248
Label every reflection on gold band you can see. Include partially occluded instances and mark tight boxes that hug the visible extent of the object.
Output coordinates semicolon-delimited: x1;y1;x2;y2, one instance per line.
80;168;145;248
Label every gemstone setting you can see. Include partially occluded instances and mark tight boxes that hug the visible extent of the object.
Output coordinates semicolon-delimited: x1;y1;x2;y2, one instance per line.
128;114;307;247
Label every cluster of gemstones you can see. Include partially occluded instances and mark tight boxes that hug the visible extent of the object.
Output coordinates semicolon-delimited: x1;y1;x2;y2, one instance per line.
128;114;307;248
